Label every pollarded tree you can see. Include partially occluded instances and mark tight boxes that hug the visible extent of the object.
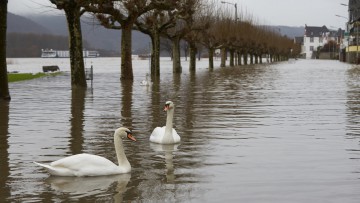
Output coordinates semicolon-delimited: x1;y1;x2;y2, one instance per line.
199;10;223;70
182;0;205;72
135;8;177;79
162;0;200;73
50;0;87;87
85;0;174;80
0;0;10;100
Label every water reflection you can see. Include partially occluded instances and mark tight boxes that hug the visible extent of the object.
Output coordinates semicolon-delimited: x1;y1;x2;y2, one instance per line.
5;59;360;202
0;101;10;200
150;143;179;183
121;81;133;129
150;77;161;131
45;174;130;201
346;66;360;138
69;87;86;154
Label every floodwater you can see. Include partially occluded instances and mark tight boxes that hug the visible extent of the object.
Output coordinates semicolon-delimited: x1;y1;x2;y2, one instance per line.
1;58;360;202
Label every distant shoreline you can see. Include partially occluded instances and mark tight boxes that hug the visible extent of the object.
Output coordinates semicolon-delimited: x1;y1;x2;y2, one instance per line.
8;72;62;83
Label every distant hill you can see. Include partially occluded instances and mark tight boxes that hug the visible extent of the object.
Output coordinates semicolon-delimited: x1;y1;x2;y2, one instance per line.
266;25;305;39
277;26;304;38
6;12;305;57
25;14;151;53
7;13;51;34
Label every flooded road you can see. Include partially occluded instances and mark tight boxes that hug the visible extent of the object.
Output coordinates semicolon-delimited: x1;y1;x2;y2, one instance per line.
1;58;360;202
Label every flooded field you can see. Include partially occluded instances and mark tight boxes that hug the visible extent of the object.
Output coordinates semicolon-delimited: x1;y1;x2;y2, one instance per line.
1;58;360;202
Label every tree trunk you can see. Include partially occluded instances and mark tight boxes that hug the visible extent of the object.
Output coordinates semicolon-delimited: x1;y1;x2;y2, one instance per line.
237;52;242;66
150;30;160;79
220;47;226;67
255;54;258;64
172;36;182;73
189;42;197;72
250;53;254;64
65;6;87;87
229;49;234;67
0;0;10;101
121;24;134;80
208;47;214;70
243;52;248;65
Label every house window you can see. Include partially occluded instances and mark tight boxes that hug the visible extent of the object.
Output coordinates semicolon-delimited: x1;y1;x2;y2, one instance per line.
310;46;314;51
319;37;323;43
310;37;314;43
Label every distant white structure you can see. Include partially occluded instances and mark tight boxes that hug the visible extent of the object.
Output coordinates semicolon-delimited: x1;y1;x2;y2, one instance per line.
41;49;100;58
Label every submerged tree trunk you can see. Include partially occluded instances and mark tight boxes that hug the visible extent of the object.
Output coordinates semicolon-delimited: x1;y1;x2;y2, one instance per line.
243;52;248;65
229;49;234;67
150;30;161;79
208;47;214;70
0;0;10;100
189;42;197;72
220;47;226;67
65;5;86;87
121;24;134;80
172;36;182;73
237;52;242;66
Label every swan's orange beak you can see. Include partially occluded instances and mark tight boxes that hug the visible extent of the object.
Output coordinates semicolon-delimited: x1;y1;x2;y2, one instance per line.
163;104;170;112
127;133;137;142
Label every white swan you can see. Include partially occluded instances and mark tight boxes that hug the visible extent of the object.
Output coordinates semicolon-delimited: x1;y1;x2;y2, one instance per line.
34;127;136;176
150;101;181;144
140;73;152;86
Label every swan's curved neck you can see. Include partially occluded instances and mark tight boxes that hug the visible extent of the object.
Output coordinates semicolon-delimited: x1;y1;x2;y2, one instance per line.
114;135;130;166
163;108;174;143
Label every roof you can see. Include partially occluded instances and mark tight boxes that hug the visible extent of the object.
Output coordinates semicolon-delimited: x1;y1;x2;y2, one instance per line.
304;25;329;37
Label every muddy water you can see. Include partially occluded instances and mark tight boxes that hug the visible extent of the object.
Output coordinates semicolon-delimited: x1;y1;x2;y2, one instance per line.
1;58;360;202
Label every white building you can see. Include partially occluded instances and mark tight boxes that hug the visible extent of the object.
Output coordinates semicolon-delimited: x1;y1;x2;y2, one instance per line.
302;25;330;59
300;25;344;59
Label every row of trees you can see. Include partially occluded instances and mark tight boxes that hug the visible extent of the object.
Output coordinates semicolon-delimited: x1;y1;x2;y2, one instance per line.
0;0;300;101
51;0;298;84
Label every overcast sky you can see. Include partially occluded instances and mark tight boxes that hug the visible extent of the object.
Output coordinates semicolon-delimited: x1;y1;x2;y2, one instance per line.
8;0;350;29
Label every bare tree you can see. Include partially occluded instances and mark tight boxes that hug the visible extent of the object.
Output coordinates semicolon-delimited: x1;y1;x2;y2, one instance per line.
0;0;10;100
135;8;176;79
85;0;173;80
183;0;206;72
50;0;87;87
199;5;223;70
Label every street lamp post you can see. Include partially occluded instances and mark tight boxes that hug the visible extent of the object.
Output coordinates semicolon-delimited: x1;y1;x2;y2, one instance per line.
335;14;350;62
221;1;238;22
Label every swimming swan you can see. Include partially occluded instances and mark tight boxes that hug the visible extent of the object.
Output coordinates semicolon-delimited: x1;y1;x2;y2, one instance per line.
150;101;181;144
34;127;136;176
140;73;152;86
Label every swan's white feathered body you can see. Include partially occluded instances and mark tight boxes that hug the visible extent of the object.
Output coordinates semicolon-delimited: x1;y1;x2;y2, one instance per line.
150;101;181;144
150;127;180;144
140;73;152;86
34;127;136;177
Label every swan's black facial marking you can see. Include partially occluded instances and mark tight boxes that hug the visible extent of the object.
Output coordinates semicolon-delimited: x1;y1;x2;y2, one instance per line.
164;103;170;111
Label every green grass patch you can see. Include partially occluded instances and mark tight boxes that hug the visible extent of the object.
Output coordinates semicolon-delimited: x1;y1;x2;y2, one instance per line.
8;72;62;82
